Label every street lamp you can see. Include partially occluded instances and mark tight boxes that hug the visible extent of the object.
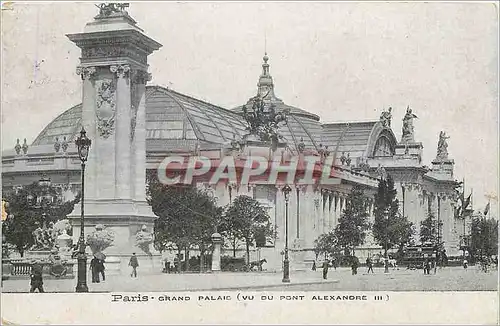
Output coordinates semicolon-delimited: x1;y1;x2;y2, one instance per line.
384;208;389;274
282;184;292;283
75;127;91;293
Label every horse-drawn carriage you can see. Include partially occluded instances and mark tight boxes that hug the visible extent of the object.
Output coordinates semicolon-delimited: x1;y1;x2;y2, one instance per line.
221;256;267;272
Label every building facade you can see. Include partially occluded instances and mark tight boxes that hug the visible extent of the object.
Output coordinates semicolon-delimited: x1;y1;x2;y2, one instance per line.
1;6;464;271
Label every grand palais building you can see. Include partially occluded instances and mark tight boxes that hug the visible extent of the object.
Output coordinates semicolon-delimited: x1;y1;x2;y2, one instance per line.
1;6;464;271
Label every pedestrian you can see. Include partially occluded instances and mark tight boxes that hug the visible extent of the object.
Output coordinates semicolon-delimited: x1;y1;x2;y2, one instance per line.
98;259;106;282
366;257;374;274
30;260;44;293
312;260;316;271
463;258;468;270
129;253;139;277
90;255;100;283
322;259;329;279
351;256;359;275
423;258;431;275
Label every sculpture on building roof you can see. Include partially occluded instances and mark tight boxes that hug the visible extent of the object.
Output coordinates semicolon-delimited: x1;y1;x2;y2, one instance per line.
401;106;418;143
54;137;61;153
95;3;129;17
376;163;387;181
22;138;28;154
379;107;392;128
297;137;305;153
14;139;21;155
436;131;450;161
241;93;289;146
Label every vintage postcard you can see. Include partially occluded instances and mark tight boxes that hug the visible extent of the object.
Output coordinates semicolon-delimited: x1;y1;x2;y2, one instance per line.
1;1;498;324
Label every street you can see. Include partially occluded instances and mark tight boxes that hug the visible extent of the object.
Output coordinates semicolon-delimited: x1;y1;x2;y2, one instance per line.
259;266;498;291
1;265;497;293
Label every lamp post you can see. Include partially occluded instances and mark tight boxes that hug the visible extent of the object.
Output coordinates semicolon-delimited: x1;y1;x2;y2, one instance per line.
75;127;91;293
282;184;292;283
384;208;389;274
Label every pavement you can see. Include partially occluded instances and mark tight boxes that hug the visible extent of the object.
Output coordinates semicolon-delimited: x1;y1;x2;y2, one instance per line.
259;265;499;291
1;270;338;293
1;266;497;293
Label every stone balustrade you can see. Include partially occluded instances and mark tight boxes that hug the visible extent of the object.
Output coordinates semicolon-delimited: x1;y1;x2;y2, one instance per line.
5;259;75;279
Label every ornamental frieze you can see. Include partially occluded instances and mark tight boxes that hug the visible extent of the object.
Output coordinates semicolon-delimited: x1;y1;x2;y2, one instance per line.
95;79;116;138
82;46;147;65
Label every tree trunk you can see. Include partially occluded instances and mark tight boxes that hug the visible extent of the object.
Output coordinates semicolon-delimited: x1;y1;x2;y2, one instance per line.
185;248;190;271
20;250;24;258
199;243;205;273
233;237;236;257
177;247;182;273
246;242;250;265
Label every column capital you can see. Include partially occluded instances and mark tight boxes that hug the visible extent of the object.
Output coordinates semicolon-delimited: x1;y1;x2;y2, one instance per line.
76;66;97;80
110;64;131;78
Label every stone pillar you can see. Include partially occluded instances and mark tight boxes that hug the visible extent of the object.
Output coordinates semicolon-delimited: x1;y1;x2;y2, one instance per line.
211;233;222;272
77;66;97;199
312;188;321;241
132;70;150;202
67;9;162;272
111;65;132;199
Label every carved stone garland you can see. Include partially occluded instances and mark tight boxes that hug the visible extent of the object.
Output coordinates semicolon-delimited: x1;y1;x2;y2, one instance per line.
95;78;117;139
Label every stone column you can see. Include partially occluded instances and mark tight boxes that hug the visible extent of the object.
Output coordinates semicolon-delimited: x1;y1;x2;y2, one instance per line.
300;185;311;247
211;233;222;272
312;188;321;241
132;70;150;202
320;190;327;234
76;66;97;199
111;64;132;199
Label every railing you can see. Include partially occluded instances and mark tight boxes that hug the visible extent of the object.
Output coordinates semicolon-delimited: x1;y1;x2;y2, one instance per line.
9;260;75;277
10;260;37;275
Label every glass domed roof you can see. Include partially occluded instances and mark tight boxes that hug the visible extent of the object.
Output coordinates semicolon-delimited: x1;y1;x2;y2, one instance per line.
32;86;249;151
32;55;323;154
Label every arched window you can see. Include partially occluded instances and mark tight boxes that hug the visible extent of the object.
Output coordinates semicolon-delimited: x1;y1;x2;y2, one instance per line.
373;136;394;157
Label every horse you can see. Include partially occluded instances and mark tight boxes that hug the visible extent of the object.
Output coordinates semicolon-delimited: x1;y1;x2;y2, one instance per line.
388;258;398;270
248;259;267;271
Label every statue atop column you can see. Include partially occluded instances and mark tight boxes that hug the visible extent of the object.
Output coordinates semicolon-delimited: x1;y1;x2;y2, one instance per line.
379;107;392;128
401;106;418;143
436;131;450;161
95;3;130;18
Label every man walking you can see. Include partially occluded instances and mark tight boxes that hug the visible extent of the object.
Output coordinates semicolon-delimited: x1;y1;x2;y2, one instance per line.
351;256;359;275
129;253;139;278
30;260;44;293
366;256;374;274
98;259;106;282
322;259;329;280
90;255;100;283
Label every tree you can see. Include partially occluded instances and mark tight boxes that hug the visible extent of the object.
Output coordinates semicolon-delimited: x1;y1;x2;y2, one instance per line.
148;173;223;272
314;231;339;260
420;212;438;245
223;195;274;264
470;217;498;259
333;185;370;256
2;182;79;257
372;176;414;259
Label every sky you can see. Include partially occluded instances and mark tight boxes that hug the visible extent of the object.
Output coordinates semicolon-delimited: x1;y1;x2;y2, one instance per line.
1;2;498;216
